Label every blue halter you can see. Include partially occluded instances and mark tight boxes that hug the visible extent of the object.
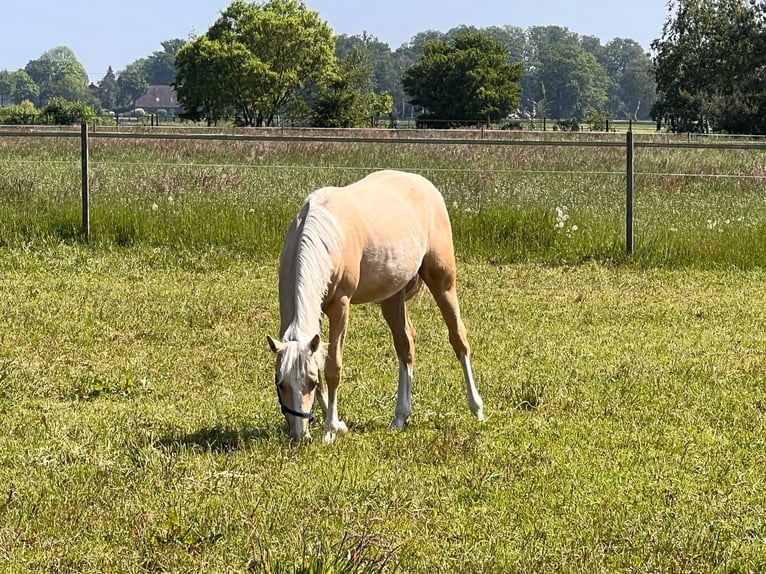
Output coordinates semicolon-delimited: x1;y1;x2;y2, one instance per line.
275;378;314;423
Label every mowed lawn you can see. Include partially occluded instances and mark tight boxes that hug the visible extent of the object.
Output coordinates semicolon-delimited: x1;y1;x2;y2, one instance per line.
0;245;764;572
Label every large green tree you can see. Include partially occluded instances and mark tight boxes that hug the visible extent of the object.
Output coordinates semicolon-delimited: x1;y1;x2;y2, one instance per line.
652;0;766;133
346;23;646;123
335;33;400;116
312;44;393;127
175;0;336;126
10;71;39;104
402;31;522;126
599;39;656;120
176;34;273;125
144;39;186;85
24;47;88;106
522;27;608;120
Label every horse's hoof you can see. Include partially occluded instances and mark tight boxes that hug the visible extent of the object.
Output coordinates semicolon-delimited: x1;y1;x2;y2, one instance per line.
475;409;485;422
332;420;348;434
323;431;335;443
389;417;406;430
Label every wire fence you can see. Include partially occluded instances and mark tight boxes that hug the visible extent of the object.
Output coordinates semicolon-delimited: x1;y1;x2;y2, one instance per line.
1;124;765;253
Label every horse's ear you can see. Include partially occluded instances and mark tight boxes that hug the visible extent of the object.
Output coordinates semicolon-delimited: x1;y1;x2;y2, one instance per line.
308;334;321;354
267;336;285;354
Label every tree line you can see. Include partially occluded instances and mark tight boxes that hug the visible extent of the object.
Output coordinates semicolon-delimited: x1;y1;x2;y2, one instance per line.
0;0;764;134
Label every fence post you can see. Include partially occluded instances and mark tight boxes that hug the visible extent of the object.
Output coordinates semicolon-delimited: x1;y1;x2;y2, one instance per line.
81;123;90;243
625;127;634;255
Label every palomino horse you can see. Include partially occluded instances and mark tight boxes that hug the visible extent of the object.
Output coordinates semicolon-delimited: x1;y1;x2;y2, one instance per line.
267;170;484;442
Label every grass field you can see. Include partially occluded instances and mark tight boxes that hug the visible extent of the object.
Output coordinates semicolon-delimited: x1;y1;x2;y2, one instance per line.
1;246;765;572
1;130;766;572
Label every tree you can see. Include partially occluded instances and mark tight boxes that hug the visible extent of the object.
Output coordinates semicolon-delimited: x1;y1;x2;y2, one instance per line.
113;39;184;111
96;66;119;111
652;0;766;133
175;0;336;126
144;39;186;85
334;32;401;114
174;36;226;125
24;47;88;106
176;34;276;125
312;45;394;127
0;71;14;106
599;39;656;120
0;100;39;125
522;27;608;120
402;31;522;126
10;71;39;104
115;63;149;110
312;46;371;127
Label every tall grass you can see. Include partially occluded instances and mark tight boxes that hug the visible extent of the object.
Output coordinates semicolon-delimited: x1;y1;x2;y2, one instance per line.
1;131;765;266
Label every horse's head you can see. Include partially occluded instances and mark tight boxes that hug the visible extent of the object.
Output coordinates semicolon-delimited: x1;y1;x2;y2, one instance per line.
266;333;323;440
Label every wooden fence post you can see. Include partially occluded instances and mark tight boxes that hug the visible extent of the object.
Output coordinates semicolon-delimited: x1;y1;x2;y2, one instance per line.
81;123;90;243
626;127;634;255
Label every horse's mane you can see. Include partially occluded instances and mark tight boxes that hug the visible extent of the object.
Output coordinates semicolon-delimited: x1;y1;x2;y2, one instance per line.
284;189;342;341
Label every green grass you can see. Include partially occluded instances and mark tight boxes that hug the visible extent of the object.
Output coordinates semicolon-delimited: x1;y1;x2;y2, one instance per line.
1;131;766;571
1;246;765;572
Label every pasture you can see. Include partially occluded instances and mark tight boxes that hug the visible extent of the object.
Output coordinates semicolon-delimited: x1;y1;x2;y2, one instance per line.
0;132;765;572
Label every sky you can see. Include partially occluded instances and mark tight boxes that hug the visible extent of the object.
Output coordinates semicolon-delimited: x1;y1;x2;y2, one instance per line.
1;0;670;82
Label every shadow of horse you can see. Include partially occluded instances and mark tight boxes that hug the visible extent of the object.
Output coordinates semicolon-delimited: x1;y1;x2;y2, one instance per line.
158;424;280;454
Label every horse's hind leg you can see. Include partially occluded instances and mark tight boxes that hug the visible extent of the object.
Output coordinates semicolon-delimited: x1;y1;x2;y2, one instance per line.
421;260;485;421
380;291;416;429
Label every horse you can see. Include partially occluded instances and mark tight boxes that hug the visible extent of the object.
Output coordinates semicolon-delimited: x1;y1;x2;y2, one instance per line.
266;170;484;442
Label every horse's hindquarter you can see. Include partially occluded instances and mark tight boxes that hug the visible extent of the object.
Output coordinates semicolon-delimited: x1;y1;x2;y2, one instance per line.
326;171;444;305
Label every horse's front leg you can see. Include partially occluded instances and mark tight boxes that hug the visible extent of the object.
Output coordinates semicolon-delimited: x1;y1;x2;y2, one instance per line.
322;296;350;442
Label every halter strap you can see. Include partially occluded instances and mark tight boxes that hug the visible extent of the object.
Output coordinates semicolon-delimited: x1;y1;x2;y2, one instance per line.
275;379;314;423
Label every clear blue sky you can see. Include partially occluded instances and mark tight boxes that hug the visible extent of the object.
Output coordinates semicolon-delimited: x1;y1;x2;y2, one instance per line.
1;0;670;82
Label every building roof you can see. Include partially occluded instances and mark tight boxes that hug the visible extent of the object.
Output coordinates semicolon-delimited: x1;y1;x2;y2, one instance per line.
134;85;182;111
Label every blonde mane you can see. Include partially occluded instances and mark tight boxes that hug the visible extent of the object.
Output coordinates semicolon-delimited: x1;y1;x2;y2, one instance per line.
284;190;342;341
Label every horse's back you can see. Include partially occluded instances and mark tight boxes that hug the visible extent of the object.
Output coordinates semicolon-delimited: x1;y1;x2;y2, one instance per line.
322;170;449;240
316;170;455;304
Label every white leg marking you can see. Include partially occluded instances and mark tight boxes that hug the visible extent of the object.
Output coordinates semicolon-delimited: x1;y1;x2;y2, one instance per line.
461;355;484;421
390;360;413;429
323;392;348;443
